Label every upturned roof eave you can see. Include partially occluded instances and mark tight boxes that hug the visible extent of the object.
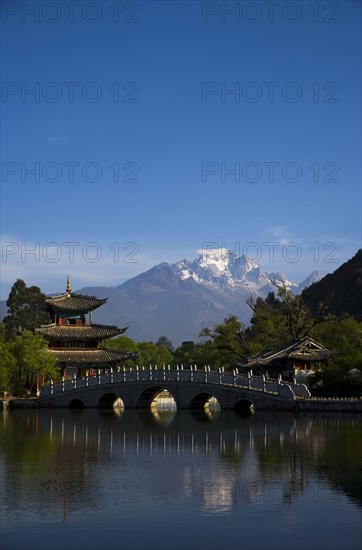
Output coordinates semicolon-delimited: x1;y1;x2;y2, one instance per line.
242;336;330;367
45;292;108;313
36;324;127;341
48;348;131;364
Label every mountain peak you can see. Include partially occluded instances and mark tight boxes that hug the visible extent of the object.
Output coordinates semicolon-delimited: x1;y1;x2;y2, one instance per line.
297;271;322;293
171;252;303;295
73;251;321;344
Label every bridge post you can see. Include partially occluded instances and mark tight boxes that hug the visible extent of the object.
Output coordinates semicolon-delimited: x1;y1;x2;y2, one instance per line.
163;365;166;381
136;366;139;381
62;376;65;392
86;375;89;387
50;379;54;395
247;371;251;389
177;365;179;381
204;366;207;383
262;374;266;392
233;370;236;387
150;365;152;381
218;368;221;384
110;367;113;383
123;366;126;382
190;366;193;382
98;370;101;384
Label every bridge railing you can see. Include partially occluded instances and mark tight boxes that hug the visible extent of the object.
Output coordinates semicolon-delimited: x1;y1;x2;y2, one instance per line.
41;366;300;400
282;380;311;398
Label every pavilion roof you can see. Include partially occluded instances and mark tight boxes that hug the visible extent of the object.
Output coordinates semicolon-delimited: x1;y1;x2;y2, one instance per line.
36;323;126;340
48;348;130;366
244;336;331;367
45;292;107;313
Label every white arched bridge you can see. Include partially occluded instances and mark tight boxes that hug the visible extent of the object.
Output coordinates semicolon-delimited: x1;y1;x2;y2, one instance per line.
37;366;311;411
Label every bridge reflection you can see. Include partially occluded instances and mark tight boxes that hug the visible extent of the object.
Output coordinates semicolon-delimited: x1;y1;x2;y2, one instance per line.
1;408;361;526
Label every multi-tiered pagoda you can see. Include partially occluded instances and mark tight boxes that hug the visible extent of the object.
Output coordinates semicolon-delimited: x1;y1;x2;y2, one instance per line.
36;277;129;378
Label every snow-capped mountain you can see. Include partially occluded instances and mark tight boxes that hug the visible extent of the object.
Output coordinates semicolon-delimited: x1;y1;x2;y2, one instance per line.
176;252;272;292
174;252;320;296
77;252;321;346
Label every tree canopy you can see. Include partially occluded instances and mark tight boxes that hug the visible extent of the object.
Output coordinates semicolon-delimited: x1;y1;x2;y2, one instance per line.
103;336;173;367
3;279;51;339
156;335;174;353
199;315;248;369
1;329;58;394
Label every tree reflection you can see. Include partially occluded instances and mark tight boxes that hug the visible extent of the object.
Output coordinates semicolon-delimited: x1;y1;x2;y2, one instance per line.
0;409;361;526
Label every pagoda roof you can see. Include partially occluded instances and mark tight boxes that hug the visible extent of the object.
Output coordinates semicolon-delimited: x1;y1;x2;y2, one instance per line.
36;323;127;340
45;292;107;313
244;337;331;368
48;348;130;365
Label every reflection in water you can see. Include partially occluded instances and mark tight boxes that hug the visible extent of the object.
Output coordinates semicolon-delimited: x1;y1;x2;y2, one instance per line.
0;409;361;550
152;391;177;411
148;409;177;427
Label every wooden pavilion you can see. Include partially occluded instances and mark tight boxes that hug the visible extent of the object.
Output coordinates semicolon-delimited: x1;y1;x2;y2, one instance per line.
241;336;331;381
36;276;130;378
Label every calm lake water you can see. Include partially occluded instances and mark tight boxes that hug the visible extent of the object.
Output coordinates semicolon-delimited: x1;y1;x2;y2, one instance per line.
1;407;361;550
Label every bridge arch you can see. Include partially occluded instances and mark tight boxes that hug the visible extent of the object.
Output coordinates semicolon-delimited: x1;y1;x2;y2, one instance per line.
97;392;124;409
136;386;177;410
234;398;254;416
190;392;220;411
69;398;85;409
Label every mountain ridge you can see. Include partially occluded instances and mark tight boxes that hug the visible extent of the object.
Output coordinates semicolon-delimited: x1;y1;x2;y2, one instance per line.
76;252;321;345
301;249;362;321
0;252;324;346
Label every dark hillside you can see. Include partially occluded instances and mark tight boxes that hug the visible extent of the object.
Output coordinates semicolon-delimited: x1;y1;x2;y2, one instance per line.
302;250;362;320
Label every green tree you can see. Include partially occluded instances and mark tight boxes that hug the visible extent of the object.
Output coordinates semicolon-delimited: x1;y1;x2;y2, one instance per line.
0;324;15;392
10;330;58;394
309;316;362;396
173;341;196;365
137;341;173;366
101;335;139;367
103;335;139;353
103;336;173;368
246;292;284;352
173;340;214;367
3;279;51;339
247;285;334;351
156;336;174;353
199;315;248;370
311;316;362;364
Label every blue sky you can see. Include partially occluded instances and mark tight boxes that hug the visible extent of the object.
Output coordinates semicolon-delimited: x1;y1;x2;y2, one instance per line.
1;0;361;297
